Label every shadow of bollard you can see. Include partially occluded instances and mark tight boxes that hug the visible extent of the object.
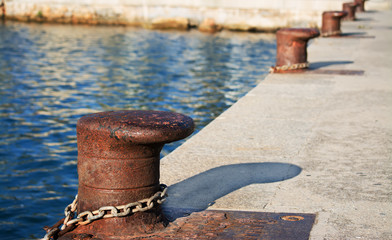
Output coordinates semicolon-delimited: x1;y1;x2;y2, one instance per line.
309;60;354;70
164;162;301;220
305;61;365;75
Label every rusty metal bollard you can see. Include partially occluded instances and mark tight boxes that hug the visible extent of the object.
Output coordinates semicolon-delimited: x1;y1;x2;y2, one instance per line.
60;110;194;239
270;28;320;73
343;2;357;21
355;0;365;12
321;11;348;37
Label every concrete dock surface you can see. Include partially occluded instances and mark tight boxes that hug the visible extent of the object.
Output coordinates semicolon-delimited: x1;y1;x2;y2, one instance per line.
161;9;392;240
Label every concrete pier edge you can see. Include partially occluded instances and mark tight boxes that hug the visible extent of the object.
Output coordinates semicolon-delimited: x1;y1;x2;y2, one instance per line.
161;8;392;240
2;0;392;32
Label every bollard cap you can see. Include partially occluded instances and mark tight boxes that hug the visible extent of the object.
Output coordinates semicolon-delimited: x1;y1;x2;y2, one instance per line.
323;11;348;18
343;2;358;7
276;28;320;40
77;110;195;145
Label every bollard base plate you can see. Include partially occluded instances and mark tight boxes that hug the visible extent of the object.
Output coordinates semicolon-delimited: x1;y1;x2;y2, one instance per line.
61;208;316;239
156;208;316;240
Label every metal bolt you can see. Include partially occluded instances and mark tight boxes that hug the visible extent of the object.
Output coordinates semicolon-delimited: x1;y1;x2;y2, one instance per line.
60;110;194;239
281;215;305;221
321;11;348;37
274;28;320;72
343;2;358;21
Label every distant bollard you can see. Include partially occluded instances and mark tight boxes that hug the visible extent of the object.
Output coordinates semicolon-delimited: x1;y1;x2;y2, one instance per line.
321;11;348;37
343;2;357;20
270;28;320;73
355;0;365;12
55;110;194;239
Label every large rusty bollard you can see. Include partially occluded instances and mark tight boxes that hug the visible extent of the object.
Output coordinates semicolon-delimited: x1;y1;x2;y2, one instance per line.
271;28;320;73
343;2;357;21
61;110;194;239
355;0;365;12
321;11;348;37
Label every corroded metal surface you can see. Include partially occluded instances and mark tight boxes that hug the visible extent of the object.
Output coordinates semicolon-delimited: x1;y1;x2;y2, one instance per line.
60;110;194;239
274;28;320;73
61;209;316;240
343;2;357;21
77;110;195;145
321;11;348;37
159;210;316;240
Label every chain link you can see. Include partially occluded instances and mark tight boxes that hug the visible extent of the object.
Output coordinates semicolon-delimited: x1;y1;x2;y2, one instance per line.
321;30;342;37
61;194;78;230
270;62;309;73
42;184;168;240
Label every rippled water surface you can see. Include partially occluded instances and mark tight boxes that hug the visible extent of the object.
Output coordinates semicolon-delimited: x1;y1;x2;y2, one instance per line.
0;21;275;239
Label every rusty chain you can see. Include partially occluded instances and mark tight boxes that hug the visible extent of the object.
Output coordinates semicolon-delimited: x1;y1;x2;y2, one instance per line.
321;30;342;37
269;61;309;73
42;184;168;240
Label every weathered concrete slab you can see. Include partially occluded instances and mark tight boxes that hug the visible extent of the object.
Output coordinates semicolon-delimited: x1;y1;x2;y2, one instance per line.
161;9;392;240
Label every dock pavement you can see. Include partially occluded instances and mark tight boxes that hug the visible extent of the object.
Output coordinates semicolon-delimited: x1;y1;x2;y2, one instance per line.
161;8;392;240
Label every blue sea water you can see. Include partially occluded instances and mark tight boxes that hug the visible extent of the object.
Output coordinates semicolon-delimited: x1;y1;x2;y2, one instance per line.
0;21;275;239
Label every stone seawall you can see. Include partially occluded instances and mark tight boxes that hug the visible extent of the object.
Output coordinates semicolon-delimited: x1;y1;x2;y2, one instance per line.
2;0;391;31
